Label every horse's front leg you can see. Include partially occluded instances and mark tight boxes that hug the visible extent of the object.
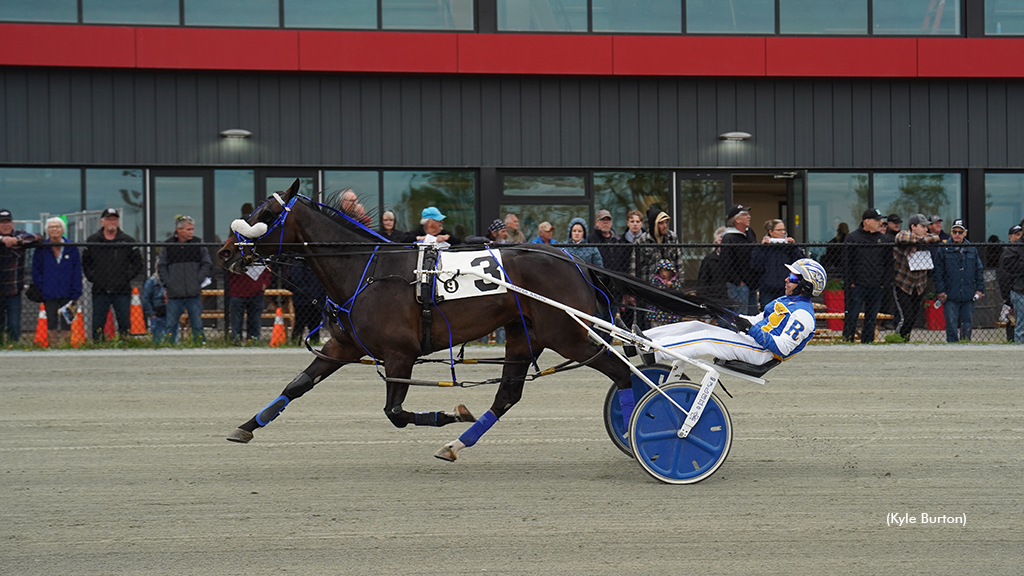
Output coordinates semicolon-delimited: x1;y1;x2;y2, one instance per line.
226;337;359;443
382;355;476;428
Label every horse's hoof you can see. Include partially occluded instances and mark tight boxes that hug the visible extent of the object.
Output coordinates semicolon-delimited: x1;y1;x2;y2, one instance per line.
454;404;476;423
226;428;254;443
434;444;458;462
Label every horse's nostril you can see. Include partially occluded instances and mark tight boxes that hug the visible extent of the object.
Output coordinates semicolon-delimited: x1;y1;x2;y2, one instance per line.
218;249;232;261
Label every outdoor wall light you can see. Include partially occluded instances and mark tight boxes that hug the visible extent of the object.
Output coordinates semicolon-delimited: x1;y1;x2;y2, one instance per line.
219;129;253;139
719;131;752;141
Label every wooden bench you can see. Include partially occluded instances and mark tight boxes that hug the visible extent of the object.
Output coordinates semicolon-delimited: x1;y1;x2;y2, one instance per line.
814;311;894;342
199;288;295;328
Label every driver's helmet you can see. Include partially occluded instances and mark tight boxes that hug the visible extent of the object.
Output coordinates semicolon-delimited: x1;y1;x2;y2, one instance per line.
784;258;827;297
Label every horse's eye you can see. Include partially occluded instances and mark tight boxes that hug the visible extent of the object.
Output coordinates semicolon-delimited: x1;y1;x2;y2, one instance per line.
257;210;276;225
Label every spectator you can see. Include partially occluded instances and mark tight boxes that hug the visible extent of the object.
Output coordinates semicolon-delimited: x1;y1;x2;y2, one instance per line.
562;218;603;267
720;205;759;315
31;217;82;346
587;209;626;272
884;214;902;239
141;271;168;343
998;224;1024;343
842;208;889;343
821;222;848;271
0;209;42;343
623;209;644;243
531;221;556;245
378;210;410;243
878;214;903;328
467;219;508;245
339;188;371;226
751;219;804;311
157;215;211;344
893;213;942;342
412;207;461;245
81;208;144;341
284;257;327;346
632;207;682;279
984;234;1003;270
648;259;684;327
228;266;271;343
929;215;951;243
697;226;727;298
934;219;984;342
504;214;526;244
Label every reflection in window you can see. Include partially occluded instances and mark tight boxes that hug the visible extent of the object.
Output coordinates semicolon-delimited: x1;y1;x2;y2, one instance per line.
265;177;316;200
213;170;255;244
873;172;961;231
83;0;179;25
677;177;724;244
0;0;77;23
154;176;204;243
382;0;474;30
591;0;682;33
873;0;959;35
499;204;589;243
383;171;477;240
594;171;671;235
185;0;279;27
86;169;146;243
779;0;866;34
687;0;775;34
984;174;1024;240
503;175;586;197
805;173;868;261
497;0;588;32
987;0;1024;35
0;168;81;235
285;0;377;29
324;171;381;225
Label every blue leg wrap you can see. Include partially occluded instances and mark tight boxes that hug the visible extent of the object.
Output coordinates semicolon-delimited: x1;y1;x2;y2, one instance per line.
256;395;289;427
618;388;635;431
457;410;498;448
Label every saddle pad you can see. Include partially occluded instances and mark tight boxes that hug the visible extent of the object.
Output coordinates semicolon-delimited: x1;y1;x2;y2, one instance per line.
434;249;507;301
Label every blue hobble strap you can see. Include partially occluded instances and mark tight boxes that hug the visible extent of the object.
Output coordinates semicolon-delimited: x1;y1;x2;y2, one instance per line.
458;410;499;448
617;388;635;431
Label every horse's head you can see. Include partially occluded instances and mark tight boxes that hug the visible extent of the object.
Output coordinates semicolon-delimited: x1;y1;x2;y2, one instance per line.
218;178;303;273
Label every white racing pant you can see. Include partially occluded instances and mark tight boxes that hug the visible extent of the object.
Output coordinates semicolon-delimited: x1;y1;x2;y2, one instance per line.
645;321;774;366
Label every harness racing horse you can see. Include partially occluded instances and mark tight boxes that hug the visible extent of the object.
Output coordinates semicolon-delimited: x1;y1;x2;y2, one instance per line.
218;180;718;462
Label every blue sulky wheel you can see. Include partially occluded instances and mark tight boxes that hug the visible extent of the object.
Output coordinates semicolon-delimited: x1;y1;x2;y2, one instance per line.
628;382;733;485
603;365;671;456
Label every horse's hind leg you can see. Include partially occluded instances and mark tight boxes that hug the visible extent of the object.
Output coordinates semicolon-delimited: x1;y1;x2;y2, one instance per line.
226;338;358;443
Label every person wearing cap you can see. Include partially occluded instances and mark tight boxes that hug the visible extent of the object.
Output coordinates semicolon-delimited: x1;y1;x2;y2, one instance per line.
587;209;625;272
562;217;603;267
412;207;461;246
842;208;892;343
32;216;83;345
530;221;555;245
928;215;951;243
465;219;508;245
998;223;1024;343
884;214;902;239
82;208;145;341
892;213;943;341
720;205;759;315
0;209;43;342
933;219;984;342
504;213;526;244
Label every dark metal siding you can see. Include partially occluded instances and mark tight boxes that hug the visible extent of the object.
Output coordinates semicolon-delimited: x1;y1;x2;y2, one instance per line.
3;68;1024;169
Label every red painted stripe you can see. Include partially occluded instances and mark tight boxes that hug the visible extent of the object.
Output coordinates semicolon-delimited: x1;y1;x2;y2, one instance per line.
299;31;458;73
918;38;1024;77
136;27;299;71
457;34;613;75
766;37;918;77
613;36;766;76
0;23;136;68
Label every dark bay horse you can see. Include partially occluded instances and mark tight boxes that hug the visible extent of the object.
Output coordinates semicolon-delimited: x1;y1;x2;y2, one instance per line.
218;180;715;462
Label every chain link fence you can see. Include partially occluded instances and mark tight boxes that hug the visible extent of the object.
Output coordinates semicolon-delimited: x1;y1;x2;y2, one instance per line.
1;240;1018;347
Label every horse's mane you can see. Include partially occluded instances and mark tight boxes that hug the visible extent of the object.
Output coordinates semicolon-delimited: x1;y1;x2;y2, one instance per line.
296;195;392;244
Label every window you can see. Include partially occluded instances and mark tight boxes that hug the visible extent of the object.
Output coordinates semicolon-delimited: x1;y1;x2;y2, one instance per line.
497;0;588;32
503;174;586;197
383;171;477;240
324;170;381;226
0;0;77;23
873;0;959;35
85;169;146;243
987;0;1024;34
594;171;671;235
676;176;723;244
779;0;867;34
185;0;279;27
687;0;775;34
591;0;682;33
805;172;869;261
213;170;255;244
284;0;377;29
153;176;204;243
83;0;179;25
0;168;81;235
872;173;962;230
382;0;474;30
984;173;1024;240
498;203;590;243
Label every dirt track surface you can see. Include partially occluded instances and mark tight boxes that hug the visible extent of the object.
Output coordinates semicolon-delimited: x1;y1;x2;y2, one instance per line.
2;346;1022;575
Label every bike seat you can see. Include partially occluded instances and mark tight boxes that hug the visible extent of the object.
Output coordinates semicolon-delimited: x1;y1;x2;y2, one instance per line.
713;358;781;378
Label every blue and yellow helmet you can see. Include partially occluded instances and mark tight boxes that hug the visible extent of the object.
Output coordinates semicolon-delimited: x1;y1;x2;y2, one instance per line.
785;258;827;297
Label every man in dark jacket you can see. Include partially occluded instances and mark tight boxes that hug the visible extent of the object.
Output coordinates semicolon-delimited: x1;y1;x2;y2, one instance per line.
1;209;42;342
999;226;1024;343
842;208;890;343
934;219;984;342
587;210;626;272
157;215;211;343
82;208;144;341
720;205;759;314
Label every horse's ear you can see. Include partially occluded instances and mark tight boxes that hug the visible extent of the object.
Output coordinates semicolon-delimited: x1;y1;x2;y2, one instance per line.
285;178;301;199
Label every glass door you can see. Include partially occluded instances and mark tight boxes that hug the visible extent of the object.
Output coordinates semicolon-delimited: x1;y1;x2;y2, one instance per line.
677;172;726;243
787;170;807;243
259;169;318;204
150;170;212;243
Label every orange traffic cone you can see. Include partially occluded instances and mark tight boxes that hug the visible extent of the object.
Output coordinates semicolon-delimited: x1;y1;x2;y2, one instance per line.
104;309;116;339
129;287;146;335
70;311;86;348
269;307;286;347
33;304;48;347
